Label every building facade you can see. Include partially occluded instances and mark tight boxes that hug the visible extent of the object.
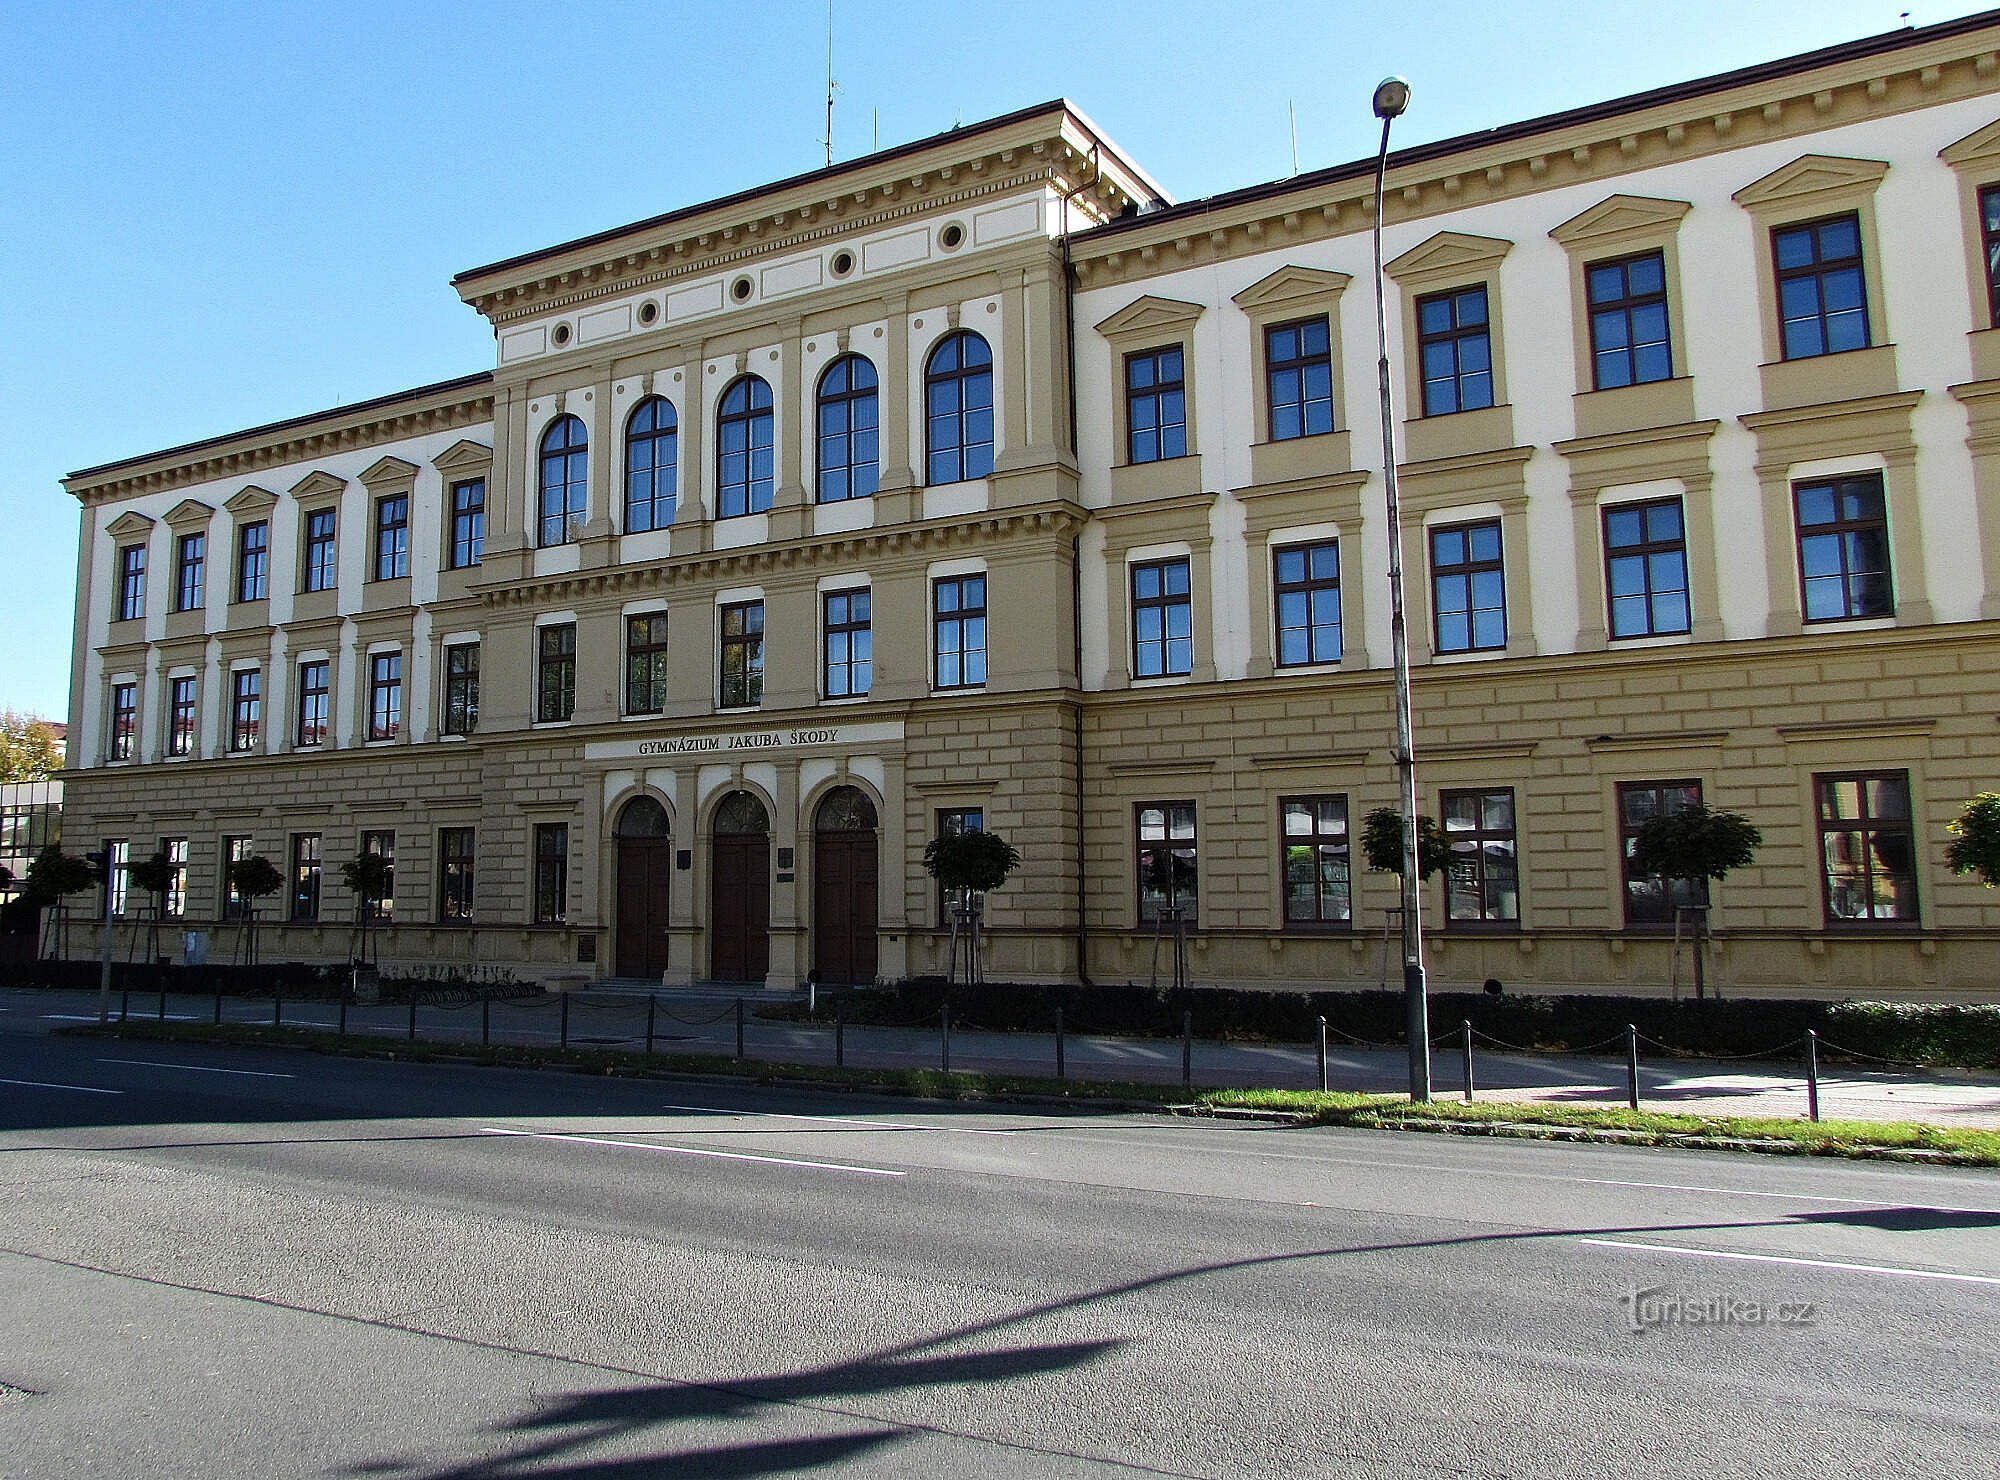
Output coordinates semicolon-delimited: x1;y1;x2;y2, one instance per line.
57;15;2000;997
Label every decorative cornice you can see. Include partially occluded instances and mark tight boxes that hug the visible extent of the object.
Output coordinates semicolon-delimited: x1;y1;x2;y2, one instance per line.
1731;152;1890;211
288;469;346;502
1092;293;1206;339
161;498;215;529
432;438;494;474
1548;193;1693;249
1229;264;1352;312
357;454;421;489
223;484;279;516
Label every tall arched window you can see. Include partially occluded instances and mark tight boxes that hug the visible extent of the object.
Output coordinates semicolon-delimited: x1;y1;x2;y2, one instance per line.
538;415;588;547
716;375;774;518
924;331;994;486
815;355;879;503
624;397;678;533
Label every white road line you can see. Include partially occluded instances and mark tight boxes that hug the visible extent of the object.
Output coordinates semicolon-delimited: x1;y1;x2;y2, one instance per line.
659;1102;1016;1136
41;1013;204;1023
480;1126;906;1177
95;1057;295;1080
0;1076;122;1096
1580;1238;2000;1286
1569;1176;1979;1207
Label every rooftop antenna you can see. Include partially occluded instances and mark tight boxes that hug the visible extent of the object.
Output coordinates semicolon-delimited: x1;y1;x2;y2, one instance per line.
822;0;837;168
1289;101;1300;176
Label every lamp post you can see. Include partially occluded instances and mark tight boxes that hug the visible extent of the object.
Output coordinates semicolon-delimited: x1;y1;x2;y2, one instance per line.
1370;75;1431;1102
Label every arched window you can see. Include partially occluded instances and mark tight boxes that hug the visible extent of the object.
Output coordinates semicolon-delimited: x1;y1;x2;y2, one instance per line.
614;795;671;838
624;397;678;533
814;785;878;832
815;355;879;503
924;331;994;486
716;376;774;518
713;791;770;835
538;415;588;547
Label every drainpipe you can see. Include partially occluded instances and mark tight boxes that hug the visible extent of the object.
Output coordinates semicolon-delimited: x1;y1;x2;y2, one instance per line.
1058;147;1101;988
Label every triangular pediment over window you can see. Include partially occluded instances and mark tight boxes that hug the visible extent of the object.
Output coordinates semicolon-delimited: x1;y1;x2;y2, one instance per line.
162;498;216;529
1384;231;1512;286
224;484;278;516
1732;154;1889;211
104;510;155;540
357;454;420;489
1941;118;2000;169
289;469;346;502
1093;294;1206;340
1230;265;1351;312
432;439;494;475
1549;194;1692;249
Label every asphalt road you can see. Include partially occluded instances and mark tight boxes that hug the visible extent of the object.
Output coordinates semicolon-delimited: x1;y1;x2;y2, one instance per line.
1;1020;1997;1477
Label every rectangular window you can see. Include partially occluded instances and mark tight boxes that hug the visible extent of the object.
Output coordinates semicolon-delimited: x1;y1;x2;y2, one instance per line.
236;520;269;603
1131;556;1193;679
533;822;568;924
373;494;409;581
108;682;137;761
1817;771;1918;924
230;670;261;752
1604;498;1690;639
161;837;189;919
1136;801;1198;924
116;544;146;621
1417;286;1494;416
718;602;763;708
1774;214;1870;359
450;478;486;569
438;827;475;922
359;829;395;922
537;624;576;722
303;509;338;592
1586;251;1672;389
1618;780;1708;927
935;806;984;924
1796;474;1892;622
1281;795;1351;927
1430;520;1506;654
932;574;987;689
289;833;321;922
107;840;130;918
368;653;402;741
167;676;197;757
442;644;479;735
222;835;252;921
1126;345;1188;462
174;531;206;612
1265;318;1334;440
296;660;330;747
1982;184;2000;329
1442;788;1519;925
1273;540;1341;667
625;614;669;716
823;588;872;699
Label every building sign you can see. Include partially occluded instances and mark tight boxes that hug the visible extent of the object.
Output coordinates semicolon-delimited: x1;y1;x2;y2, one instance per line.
583;719;904;763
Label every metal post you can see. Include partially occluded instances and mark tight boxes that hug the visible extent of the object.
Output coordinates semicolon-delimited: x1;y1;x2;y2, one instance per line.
96;846;114;1026
120;984;129;1021
645;994;656;1054
835;1008;846;1069
1056;1007;1067;1083
213;988;222;1025
1317;1016;1329;1093
734;997;745;1060
1806;1029;1821;1123
1182;1009;1193;1090
481;995;490;1046
338;996;347;1036
561;992;571;1049
408;996;417;1042
1625;1023;1640;1111
1461;1019;1474;1104
942;1001;953;1074
158;987;167;1022
273;994;282;1029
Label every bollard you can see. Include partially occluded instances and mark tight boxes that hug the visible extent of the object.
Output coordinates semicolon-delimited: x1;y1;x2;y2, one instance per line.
1182;1010;1193;1090
735;998;746;1060
338;996;347;1036
645;994;656;1055
158;987;167;1022
836;1007;846;1069
1056;1007;1067;1083
481;995;490;1047
273;995;282;1029
1625;1023;1640;1111
560;992;570;1049
1317;1016;1329;1093
120;984;130;1022
213;988;223;1025
408;996;418;1042
942;1001;953;1074
1461;1019;1474;1104
1806;1029;1821;1123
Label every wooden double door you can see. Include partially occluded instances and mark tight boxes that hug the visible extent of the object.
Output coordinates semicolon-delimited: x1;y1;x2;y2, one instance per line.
614;838;674;979
811;786;880;987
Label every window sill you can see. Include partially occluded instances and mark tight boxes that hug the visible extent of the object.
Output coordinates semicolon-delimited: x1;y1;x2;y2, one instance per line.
1800;615;1896;633
929;684;988;697
530;719;575;730
1606;631;1693;649
1429;647;1507;665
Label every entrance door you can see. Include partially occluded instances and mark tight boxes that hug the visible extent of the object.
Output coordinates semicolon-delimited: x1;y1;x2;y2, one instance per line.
710;791;771;983
812;786;879;986
613;796;673;979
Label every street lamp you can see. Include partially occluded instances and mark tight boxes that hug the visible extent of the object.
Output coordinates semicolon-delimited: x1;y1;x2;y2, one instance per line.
1369;75;1431;1102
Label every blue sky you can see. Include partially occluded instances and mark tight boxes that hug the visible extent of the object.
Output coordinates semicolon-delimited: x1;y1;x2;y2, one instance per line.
2;0;1990;723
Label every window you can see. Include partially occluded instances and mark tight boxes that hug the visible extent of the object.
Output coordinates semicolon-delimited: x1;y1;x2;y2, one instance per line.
924;331;994;485
1442;787;1518;925
1281;795;1350;927
295;660;329;747
537;625;575;723
1604;499;1690;639
222;835;252;921
935;806;984;923
229;671;260;752
1264;319;1333;440
533;822;568;924
538;414;588;546
1417;286;1494;416
366;653;402;741
719;601;764;708
442;644;479;735
933;574;987;689
1586;251;1671;389
161;837;189;919
1817;771;1917;923
289;833;321;922
438;827;475;922
625;397;678;532
823;588;872;699
449;478;486;569
1981;184;2000;328
1136;802;1198;924
816;356;880;501
109;683;136;761
236;521;269;602
1774;214;1869;359
167;677;197;757
625;614;669;716
1618;780;1707;927
303;509;338;592
359;829;395;922
1430;520;1506;654
716;376;774;518
1273;540;1341;667
107;840;130;918
1131;556;1193;679
174;532;205;612
1126;346;1188;462
1796;474;1892;622
373;494;409;581
116;543;146;621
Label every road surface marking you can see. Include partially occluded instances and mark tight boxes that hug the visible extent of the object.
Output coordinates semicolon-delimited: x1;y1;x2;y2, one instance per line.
480;1126;906;1177
660;1102;1016;1136
41;1013;204;1023
0;1076;122;1096
1568;1176;1966;1207
1580;1238;2000;1285
96;1057;295;1080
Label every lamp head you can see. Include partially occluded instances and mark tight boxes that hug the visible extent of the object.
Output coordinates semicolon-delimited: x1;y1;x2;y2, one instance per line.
1372;76;1411;120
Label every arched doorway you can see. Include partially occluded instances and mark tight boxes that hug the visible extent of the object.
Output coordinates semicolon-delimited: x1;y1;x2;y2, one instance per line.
613;796;673;980
813;786;879;986
709;791;771;983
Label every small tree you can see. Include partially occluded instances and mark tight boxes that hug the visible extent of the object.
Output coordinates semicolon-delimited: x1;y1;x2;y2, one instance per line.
1360;807;1448;882
227;854;284;966
339;850;393;966
1946;793;2000;888
922;829;1021;987
1628;803;1761;1000
25;845;99;959
0;711;62;782
126;851;175;963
